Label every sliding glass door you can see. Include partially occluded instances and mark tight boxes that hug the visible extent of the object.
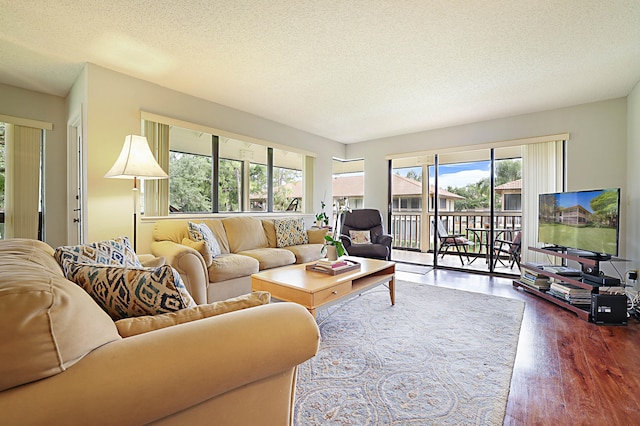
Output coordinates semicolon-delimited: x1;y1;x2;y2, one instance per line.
433;149;494;272
391;146;524;274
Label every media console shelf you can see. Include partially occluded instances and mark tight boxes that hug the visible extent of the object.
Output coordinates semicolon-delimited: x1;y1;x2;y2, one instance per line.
513;246;600;321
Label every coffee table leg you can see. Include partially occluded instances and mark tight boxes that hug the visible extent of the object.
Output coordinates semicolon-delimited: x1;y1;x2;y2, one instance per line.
308;308;317;319
389;276;395;306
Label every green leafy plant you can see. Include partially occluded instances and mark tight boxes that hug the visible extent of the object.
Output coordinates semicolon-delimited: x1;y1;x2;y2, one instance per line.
321;201;352;258
315;201;329;226
322;234;346;257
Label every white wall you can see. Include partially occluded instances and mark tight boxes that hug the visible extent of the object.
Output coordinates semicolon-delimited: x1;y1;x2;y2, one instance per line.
627;81;640;274
75;64;344;251
0;83;68;247
346;98;631;263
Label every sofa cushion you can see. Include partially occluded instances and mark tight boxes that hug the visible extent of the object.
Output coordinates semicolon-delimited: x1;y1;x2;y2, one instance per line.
65;263;197;320
273;218;309;248
307;227;328;244
54;236;141;273
207;253;260;283
284;244;325;264
238;248;296;270
188;222;221;262
202;219;231;254
262;219;278;248
222;217;269;253
0;239;121;392
114;291;271;337
182;238;213;266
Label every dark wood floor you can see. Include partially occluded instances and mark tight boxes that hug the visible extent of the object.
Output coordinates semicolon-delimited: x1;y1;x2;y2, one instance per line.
395;268;640;425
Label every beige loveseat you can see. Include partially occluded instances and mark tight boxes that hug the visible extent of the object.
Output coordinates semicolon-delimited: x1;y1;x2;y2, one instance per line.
151;217;326;304
0;238;320;425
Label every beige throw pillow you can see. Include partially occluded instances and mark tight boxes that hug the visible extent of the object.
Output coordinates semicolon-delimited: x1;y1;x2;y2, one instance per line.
182;238;213;266
307;228;328;244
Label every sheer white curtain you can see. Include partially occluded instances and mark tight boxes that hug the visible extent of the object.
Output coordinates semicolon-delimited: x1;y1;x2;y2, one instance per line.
522;140;564;264
4;124;42;239
143;121;170;216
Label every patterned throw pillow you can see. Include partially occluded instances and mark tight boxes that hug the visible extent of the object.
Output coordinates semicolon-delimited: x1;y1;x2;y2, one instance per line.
349;230;372;245
188;222;221;261
273;218;309;248
54;237;141;273
64;263;196;321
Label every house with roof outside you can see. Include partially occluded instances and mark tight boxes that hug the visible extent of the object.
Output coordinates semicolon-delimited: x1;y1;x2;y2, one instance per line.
494;178;522;211
262;173;465;214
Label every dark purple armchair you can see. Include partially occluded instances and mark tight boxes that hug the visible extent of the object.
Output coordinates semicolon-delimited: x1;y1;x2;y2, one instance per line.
340;209;393;261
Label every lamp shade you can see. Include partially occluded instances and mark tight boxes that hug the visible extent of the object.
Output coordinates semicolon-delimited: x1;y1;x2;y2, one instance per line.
104;135;168;180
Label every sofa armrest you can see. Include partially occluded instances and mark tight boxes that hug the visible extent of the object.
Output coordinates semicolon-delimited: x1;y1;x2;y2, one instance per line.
151;240;209;304
0;303;320;426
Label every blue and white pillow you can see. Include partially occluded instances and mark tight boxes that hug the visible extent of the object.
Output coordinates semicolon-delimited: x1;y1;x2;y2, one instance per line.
54;236;141;273
65;263;196;321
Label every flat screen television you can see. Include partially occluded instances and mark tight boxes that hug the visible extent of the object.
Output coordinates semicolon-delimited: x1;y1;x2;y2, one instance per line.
538;188;620;257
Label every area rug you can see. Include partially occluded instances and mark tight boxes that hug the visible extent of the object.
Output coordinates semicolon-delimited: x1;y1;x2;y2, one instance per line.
294;281;525;425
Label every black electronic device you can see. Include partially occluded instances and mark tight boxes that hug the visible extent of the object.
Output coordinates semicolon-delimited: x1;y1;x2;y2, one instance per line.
591;294;627;325
581;273;621;286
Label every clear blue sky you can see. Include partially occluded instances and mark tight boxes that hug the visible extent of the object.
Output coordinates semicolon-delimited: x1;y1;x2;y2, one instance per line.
396;161;491;189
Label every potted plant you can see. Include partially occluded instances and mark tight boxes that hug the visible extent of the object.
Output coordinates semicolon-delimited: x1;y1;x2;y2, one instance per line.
322;234;346;260
315;201;330;228
321;202;352;260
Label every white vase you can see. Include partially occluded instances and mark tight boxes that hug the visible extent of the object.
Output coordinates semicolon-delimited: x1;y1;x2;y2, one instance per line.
326;245;338;261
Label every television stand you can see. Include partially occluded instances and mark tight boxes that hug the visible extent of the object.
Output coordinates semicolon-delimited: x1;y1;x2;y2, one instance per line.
513;246;602;321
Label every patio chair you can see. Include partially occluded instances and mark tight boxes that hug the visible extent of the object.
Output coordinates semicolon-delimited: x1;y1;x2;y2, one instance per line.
435;220;474;266
492;230;522;269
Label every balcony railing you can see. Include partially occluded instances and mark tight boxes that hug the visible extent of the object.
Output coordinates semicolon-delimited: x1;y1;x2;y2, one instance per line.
391;210;522;252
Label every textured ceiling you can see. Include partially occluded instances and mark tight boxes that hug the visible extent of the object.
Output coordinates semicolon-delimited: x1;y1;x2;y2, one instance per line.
1;1;639;143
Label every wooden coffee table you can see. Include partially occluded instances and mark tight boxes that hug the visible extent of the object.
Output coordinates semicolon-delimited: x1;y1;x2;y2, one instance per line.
251;257;395;318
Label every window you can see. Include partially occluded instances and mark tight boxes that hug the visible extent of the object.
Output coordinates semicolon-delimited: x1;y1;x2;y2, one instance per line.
218;158;242;212
0;122;44;239
150;121;310;214
272;148;303;212
503;193;521;211
169;151;212;213
438;197;447;210
332;158;364;212
249;162;267;211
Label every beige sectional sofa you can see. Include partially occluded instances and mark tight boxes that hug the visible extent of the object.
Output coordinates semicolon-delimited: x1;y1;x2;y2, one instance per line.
0;238;320;425
151;216;327;304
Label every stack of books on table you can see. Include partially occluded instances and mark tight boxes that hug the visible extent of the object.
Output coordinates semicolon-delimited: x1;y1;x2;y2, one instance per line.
520;266;550;290
314;259;357;272
548;282;592;306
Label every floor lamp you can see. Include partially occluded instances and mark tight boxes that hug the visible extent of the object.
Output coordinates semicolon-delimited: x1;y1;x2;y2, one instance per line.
105;135;168;252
